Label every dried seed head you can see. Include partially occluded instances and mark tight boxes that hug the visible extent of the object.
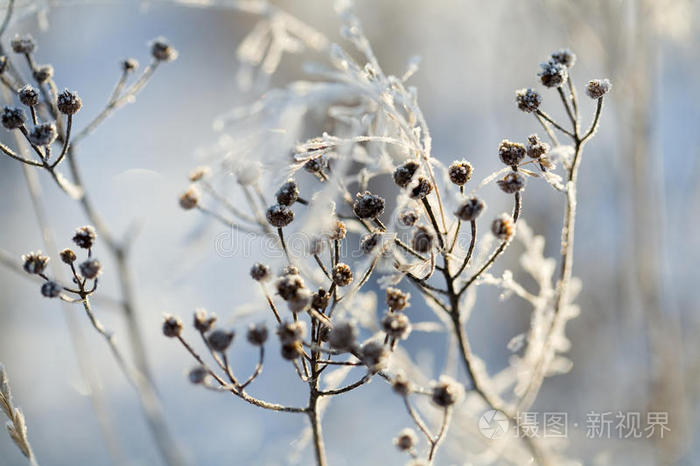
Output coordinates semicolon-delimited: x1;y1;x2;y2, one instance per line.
162;315;184;338
60;248;77;264
57;89;82;115
303;155;327;173
33;65;54;84
41;281;61;298
246;323;268;346
265;204;294;227
409;177;433;200
72;226;97;249
381;312;412;340
280;341;303;360
399;209;419;227
328;321;358;351
281;265;299;276
538;60;568;88
430;375;464;407
411;226;434;254
276;274;305;301
275;179;299;206
491;214;515;240
360;232;382;254
122;58;139;72
150;37;178;62
179;186;200;210
394;428;417;451
360;340;389;373
79;258;102;279
551;48;577;68
498;140;526;167
27;122;57;146
277;320;306;344
515;88;542;113
188;166;210;182
287;287;312;313
392;372;411;395
311;289;330;311
526;134;550;159
393;160;420;188
353;191;385;219
1;106;26;129
18;85;39;107
11;35;35;54
332;263;353;287
497;172;526;194
22;251;49;274
250;262;271;282
454;197;485;222
586;79;612;99
448;160;473;186
193;308;217;333
386;287;410;311
207;329;235;352
328;221;347;240
188;366;208;384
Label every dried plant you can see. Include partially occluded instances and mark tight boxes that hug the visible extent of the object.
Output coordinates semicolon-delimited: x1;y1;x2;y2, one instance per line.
0;364;37;465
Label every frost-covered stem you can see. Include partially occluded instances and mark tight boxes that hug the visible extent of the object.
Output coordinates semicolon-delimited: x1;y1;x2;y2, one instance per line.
535;110;574;139
454;220;476;278
307;332;328;466
50;114;72;169
277;227;292;265
428;407;451;463
557;87;577;133
421;197;445;250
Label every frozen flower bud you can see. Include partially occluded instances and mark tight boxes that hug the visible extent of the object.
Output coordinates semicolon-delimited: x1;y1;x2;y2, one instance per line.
79;258;102;279
526;134;549;159
188;366;208;384
33;65;54;84
361;340;389;373
497;172;526;194
162;315;184;338
448;160;473;186
281;341;303;360
394;428;417;452
188;166;210;182
585;79;612;99
399;209;418;227
360;232;382;254
431;375;464;407
409;177;433;200
150;37;178;62
250;262;271;282
491;214;515;240
1;106;26;129
328;321;358;351
392;372;411;395
246;323;268;346
28;122;57;146
277;320;306;344
73;225;97;249
276;274;305;301
393;160;419;188
515;88;542;113
454;197;485;222
193;308;217;333
311;289;330;311
498;140;526;167
11;35;35;54
411;226;434;254
551;48;576;68
287;287;312;313
538;60;568;88
281;265;299;276
207;329;234;352
122;58;138;72
266;204;294;227
18;85;39;107
179;186;200;210
386;287;410;311
303;155;327;173
60;248;76;264
22;251;49;274
328;221;347;240
57;89;82;115
353;191;385;219
275;179;299;206
332;263;353;287
382;312;412;340
41;281;61;298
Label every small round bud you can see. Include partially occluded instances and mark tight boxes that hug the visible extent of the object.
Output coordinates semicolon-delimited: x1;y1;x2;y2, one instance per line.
277;321;306;344
411;226;434;254
275;179;299;206
538;60;568;88
41;281;61;298
454;197;485;222
179;186;200;210
498;140;526;167
1;106;26;129
526;134;549;159
72;226;97;249
551;48;576;68
188;166;209;182
382;312;412;340
328;221;347;241
250;262;271;282
393;161;419;188
57;89;82;115
386;287;410;311
11;35;35;54
311;289;330;311
193;308;217;333
122;58;139;72
276;274;305;301
497;172;526;194
360;340;389;373
287;287;312;313
33;65;54;84
585;79;612;99
394;428;417;452
392;372;411;395
150;38;178;62
281;265;299;276
409;177;432;200
328;321;357;351
515;88;542;113
162;315;184;338
188;366;208;384
246;323;268;346
207;329;234;352
79;258;102;279
60;248;77;264
448;160;473;186
491;214;515;240
353;191;385;219
281;341;303;360
399;209;418;227
303;156;327;173
265;204;294;227
22;251;49;275
360;232;382;254
332;263;353;287
27;122;58;146
430;375;464;407
18;85;39;107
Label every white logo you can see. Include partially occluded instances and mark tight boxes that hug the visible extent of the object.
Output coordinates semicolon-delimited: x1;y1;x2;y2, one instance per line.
478;409;510;439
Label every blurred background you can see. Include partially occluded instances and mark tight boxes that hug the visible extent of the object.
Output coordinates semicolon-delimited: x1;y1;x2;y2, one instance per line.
0;0;698;464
